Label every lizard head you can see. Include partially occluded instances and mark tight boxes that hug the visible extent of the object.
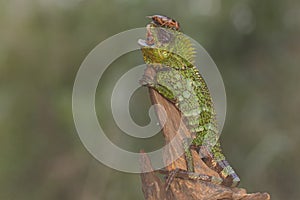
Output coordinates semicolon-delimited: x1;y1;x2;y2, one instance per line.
138;21;195;69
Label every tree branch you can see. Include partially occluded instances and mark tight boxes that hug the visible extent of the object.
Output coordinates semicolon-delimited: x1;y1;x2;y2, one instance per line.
139;67;271;200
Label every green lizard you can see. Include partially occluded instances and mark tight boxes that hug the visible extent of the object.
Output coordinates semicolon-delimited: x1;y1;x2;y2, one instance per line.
138;15;240;188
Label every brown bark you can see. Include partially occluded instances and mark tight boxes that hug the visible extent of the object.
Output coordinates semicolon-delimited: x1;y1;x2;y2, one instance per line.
139;67;271;200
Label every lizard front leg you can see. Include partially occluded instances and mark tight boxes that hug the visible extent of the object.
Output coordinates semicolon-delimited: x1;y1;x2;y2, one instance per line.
140;65;177;104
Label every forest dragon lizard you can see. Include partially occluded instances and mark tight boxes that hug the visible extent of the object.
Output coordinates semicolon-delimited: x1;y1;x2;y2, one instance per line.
138;15;240;188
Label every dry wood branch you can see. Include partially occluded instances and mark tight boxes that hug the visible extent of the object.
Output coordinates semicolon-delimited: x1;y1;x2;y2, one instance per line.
139;67;271;200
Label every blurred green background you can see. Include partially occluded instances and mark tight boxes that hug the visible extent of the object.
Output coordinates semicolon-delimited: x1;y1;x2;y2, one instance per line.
1;0;300;199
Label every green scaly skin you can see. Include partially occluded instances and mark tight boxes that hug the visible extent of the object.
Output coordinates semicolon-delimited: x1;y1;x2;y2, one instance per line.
139;23;240;187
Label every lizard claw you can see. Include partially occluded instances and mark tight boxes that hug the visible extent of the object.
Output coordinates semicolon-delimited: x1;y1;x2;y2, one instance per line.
139;74;155;86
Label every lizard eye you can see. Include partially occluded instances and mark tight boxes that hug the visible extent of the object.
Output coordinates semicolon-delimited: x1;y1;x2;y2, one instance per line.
161;50;169;58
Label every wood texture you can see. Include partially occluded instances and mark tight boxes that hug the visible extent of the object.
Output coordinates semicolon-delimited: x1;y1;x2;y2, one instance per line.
139;67;271;200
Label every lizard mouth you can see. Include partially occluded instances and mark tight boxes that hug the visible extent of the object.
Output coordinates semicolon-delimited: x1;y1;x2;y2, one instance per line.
137;39;147;47
138;39;153;47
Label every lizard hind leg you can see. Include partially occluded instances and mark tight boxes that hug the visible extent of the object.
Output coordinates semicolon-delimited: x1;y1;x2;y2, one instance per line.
182;137;195;172
162;138;224;190
159;168;224;191
161;138;195;190
163;138;195;190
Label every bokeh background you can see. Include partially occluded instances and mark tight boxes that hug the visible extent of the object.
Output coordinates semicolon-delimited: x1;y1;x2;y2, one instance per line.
1;0;300;199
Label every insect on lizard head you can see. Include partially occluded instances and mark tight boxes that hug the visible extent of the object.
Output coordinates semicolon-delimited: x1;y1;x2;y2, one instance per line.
146;15;180;31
